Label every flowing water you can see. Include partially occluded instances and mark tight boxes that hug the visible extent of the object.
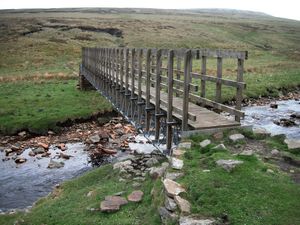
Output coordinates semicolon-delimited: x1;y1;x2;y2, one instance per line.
243;100;300;139
0;143;91;212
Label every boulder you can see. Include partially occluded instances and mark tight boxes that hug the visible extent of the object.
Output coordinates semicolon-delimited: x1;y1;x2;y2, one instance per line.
38;142;49;149
290;112;300;119
113;160;132;170
212;131;223;140
171;157;184;170
14;157;26;164
174;195;191;214
239;150;254;156
229;134;245;142
216;159;243;172
165;172;184;181
270;149;280;156
47;159;64;169
212;144;226;150
252;127;270;137
100;196;128;212
179;216;215;225
18;131;26;137
127;190;144;202
145;158;159;167
165;197;177;211
284;139;300;149
199;139;211;148
158;207;178;224
33;147;45;155
178;142;192;149
149;166;167;180
163;179;186;197
172;148;186;158
89;135;101;144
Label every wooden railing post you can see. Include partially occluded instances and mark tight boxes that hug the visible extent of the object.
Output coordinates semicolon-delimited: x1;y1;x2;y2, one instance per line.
216;55;223;103
235;58;244;122
166;50;174;152
155;49;162;141
119;49;125;111
182;50;192;131
145;49;152;132
130;48;136;118
201;55;207;98
175;55;181;97
124;48;129;114
137;49;143;125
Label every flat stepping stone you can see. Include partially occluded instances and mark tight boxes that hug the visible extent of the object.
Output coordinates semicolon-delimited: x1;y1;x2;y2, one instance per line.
165;172;184;181
100;196;128;213
174;195;191;214
239;150;254;156
212;144;226;150
163;179;186;197
178;142;192;149
180;216;215;225
127;190;144;202
253;127;270;137
173;148;186;158
199;139;211;148
284;138;300;149
216;159;243;172
229;133;245;142
171;157;184;170
165;197;177;211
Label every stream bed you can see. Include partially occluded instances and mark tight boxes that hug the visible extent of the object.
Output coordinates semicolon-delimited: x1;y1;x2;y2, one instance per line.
243;100;300;139
0;143;91;213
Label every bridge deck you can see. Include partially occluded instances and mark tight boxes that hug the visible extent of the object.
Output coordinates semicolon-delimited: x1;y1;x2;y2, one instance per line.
129;83;240;130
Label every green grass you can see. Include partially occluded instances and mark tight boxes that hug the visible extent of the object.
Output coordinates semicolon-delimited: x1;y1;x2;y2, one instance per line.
0;8;299;133
0;165;162;225
0;80;112;135
179;136;300;225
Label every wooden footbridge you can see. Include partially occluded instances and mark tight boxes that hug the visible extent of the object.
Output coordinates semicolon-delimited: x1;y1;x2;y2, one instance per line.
79;47;247;153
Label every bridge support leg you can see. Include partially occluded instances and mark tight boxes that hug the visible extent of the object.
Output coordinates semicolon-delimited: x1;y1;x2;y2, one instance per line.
79;69;95;91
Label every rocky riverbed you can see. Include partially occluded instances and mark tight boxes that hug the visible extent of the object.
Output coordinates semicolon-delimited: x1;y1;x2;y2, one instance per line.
0;117;159;213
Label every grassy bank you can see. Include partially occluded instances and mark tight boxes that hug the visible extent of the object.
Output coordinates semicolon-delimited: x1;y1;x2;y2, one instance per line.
179;134;300;224
0;165;162;225
1;130;299;225
0;79;112;135
0;8;299;134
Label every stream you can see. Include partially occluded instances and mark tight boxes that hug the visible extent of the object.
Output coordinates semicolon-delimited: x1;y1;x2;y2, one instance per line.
243;100;300;139
0;143;91;213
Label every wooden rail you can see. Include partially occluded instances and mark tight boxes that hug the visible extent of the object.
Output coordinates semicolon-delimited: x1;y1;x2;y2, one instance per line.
80;47;247;152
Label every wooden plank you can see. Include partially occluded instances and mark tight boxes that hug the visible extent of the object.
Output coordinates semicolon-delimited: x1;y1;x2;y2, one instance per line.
167;50;174;151
189;94;244;118
191;49;248;60
182;50;192;131
192;73;246;89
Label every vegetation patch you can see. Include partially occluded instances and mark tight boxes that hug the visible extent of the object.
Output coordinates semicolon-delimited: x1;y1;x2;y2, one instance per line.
0;80;112;135
179;134;300;224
